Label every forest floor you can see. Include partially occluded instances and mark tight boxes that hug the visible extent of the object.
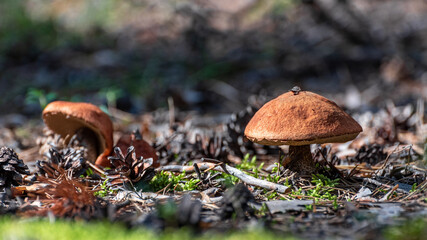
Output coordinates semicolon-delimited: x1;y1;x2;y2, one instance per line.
1;1;427;239
1;94;426;239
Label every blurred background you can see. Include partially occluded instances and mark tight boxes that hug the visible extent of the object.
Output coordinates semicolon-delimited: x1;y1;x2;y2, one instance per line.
1;0;426;116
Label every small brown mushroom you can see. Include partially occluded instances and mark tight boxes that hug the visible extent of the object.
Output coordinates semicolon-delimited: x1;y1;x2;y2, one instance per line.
244;87;362;174
42;101;113;167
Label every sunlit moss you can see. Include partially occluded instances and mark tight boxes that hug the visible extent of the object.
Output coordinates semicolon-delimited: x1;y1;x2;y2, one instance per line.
384;218;427;240
0;217;296;240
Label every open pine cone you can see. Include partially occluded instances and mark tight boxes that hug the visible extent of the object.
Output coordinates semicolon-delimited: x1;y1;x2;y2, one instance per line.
0;146;30;191
37;128;92;178
22;177;108;220
37;147;88;179
107;146;155;185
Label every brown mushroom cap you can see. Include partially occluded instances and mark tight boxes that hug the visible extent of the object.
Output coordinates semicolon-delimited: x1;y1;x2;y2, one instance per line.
42;101;113;166
244;91;362;146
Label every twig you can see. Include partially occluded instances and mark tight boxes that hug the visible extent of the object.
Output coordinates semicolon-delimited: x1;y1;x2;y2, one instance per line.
193;163;203;180
336;165;382;170
202;157;231;174
155;132;180;151
399;180;427;201
132;201;145;214
87;162;107;176
380;144;400;169
318;147;343;177
158;182;172;195
157;162;289;193
371;144;401;178
363;178;408;194
347;164;359;178
168;97;175;127
380;184;399;201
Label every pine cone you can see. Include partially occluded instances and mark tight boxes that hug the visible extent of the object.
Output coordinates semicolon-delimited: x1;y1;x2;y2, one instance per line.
38;128;90;163
115;130;159;167
193;133;228;160
349;144;387;165
37;147;88;178
154;128;193;164
107;146;155;185
23;178;108;220
37;128;91;178
224;106;256;158
224;105;278;157
0;146;30;190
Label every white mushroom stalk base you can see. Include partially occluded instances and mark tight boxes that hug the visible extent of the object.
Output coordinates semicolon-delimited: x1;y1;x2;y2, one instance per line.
284;145;316;175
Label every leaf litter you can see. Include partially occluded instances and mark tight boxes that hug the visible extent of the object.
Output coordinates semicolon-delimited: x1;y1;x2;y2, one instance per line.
0;97;426;239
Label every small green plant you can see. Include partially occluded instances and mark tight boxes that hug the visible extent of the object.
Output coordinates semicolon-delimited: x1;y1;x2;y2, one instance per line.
94;179;115;197
255;203;270;216
332;198;338;210
290;174;339;208
180;178;200;191
238;154;264;176
271;163;279;173
265;163;281;183
86;168;94;177
149;171;179;191
291;187;303;196
221;173;240;187
266;174;280;183
149;171;200;192
238;154;257;170
284;178;291;188
309;174;339;197
265;191;278;200
216;154;261;187
410;183;418;193
25;88;57;109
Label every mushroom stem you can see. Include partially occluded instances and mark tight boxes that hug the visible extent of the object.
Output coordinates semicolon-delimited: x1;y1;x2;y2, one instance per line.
74;128;100;163
285;145;316;174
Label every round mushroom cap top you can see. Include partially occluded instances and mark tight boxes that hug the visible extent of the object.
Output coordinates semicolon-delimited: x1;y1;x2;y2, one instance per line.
42;101;114;165
244;90;362;146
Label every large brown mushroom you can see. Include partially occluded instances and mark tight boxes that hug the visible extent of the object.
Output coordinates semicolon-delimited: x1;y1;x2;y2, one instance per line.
244;87;362;174
42;101;114;167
